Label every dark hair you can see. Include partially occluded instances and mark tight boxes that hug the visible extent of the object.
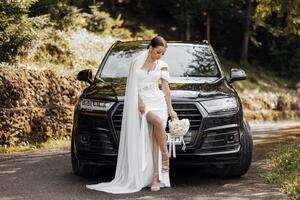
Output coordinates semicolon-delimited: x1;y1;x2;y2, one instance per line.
147;36;167;49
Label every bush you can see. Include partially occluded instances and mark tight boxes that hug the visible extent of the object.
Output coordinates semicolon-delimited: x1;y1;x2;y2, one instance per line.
266;144;300;200
20;28;75;67
0;68;83;147
135;25;156;40
86;5;132;39
49;2;86;31
0;0;38;62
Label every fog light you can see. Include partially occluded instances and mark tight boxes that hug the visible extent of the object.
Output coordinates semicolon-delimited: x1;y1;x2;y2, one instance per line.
227;134;235;143
80;135;89;143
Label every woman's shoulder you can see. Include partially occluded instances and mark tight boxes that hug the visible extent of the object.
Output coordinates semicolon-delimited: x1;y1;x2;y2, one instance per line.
157;59;169;70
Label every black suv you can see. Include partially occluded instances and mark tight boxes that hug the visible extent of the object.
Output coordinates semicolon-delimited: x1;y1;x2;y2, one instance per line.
71;40;253;178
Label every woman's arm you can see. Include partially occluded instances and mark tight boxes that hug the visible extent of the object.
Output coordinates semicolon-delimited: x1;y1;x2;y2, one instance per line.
160;68;178;119
138;94;145;114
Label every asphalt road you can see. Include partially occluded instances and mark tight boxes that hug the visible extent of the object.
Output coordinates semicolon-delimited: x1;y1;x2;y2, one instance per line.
1;122;300;200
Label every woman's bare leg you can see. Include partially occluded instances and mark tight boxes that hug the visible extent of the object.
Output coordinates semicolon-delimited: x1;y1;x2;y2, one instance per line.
152;130;159;181
147;112;169;172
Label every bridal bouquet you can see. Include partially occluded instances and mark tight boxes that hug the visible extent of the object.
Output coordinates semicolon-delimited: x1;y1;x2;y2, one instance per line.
167;118;190;158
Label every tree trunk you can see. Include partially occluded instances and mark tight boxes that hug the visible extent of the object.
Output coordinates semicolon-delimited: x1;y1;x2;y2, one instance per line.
206;14;211;43
186;16;191;40
108;0;117;17
241;0;253;64
184;0;191;40
179;0;185;40
137;0;143;9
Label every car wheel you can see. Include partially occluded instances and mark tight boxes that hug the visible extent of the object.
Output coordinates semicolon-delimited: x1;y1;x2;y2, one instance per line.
216;120;253;178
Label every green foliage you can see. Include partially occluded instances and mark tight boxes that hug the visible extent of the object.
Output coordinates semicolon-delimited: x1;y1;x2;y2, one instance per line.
1;0;299;81
0;0;39;62
251;0;300;83
86;5;132;39
157;0;246;58
0;0;77;64
29;0;68;15
254;0;300;36
30;0;87;31
25;0;87;32
253;28;300;85
266;144;300;199
49;2;86;31
0;0;37;22
135;25;156;40
23;28;75;66
268;35;300;77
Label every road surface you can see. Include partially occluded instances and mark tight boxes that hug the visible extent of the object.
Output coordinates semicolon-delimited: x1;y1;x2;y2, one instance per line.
1;121;300;200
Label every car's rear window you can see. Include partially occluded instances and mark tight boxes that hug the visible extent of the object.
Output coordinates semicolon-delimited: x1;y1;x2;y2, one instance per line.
98;43;221;79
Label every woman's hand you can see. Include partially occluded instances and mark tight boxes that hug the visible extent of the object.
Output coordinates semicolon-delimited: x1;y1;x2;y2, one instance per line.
138;101;145;114
168;108;178;120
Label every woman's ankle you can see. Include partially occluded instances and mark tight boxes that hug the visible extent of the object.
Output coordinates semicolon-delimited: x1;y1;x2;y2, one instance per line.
162;151;169;157
162;151;170;172
152;172;159;182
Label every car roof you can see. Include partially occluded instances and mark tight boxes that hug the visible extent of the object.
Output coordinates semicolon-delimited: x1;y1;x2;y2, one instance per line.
113;40;210;48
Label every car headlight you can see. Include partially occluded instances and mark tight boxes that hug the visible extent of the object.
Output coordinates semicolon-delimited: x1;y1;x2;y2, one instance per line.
200;97;238;113
79;98;114;111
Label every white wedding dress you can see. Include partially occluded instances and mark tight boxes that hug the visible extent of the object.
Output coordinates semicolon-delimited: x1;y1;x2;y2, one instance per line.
86;50;171;193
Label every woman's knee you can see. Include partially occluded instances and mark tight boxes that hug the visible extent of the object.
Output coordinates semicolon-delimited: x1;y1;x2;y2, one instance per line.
153;119;164;131
146;112;164;128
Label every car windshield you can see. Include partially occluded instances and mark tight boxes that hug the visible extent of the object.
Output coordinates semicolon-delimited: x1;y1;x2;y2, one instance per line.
97;43;221;80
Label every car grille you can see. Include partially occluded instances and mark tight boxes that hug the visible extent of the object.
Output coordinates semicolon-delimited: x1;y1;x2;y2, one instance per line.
111;102;202;145
111;103;124;134
167;103;202;145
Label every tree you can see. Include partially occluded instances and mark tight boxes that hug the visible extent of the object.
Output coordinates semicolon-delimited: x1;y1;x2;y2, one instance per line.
0;0;38;62
241;0;254;64
252;0;300;82
254;0;300;36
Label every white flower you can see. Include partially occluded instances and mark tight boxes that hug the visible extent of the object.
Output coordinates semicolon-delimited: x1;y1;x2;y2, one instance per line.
168;118;190;137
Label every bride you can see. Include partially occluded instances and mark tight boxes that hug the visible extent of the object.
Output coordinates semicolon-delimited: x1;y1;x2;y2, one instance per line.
86;36;178;193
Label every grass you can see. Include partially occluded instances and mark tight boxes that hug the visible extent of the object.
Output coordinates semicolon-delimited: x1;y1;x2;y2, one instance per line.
0;138;70;154
220;59;295;93
266;144;300;200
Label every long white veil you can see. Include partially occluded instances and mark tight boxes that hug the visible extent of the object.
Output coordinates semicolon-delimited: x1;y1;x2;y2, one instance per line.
86;50;154;193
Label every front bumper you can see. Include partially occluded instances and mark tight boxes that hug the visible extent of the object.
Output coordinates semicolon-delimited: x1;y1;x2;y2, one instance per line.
73;101;242;166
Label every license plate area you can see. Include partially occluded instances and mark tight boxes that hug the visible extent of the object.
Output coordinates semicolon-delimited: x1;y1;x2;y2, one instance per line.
166;131;194;145
166;133;182;145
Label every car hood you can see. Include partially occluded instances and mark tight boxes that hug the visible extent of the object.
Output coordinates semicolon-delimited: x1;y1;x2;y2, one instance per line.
81;77;236;101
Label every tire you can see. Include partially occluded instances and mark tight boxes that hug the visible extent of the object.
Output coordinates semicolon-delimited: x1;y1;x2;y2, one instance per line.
71;133;90;176
216;120;253;178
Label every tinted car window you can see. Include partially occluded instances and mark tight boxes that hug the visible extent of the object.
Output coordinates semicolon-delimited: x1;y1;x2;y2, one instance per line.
98;43;220;79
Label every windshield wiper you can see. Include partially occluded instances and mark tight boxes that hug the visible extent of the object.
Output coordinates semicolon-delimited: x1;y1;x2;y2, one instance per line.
94;77;105;83
185;74;218;77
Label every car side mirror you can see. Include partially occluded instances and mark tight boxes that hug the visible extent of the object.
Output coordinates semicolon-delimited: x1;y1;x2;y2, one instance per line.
228;68;247;84
77;69;93;84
